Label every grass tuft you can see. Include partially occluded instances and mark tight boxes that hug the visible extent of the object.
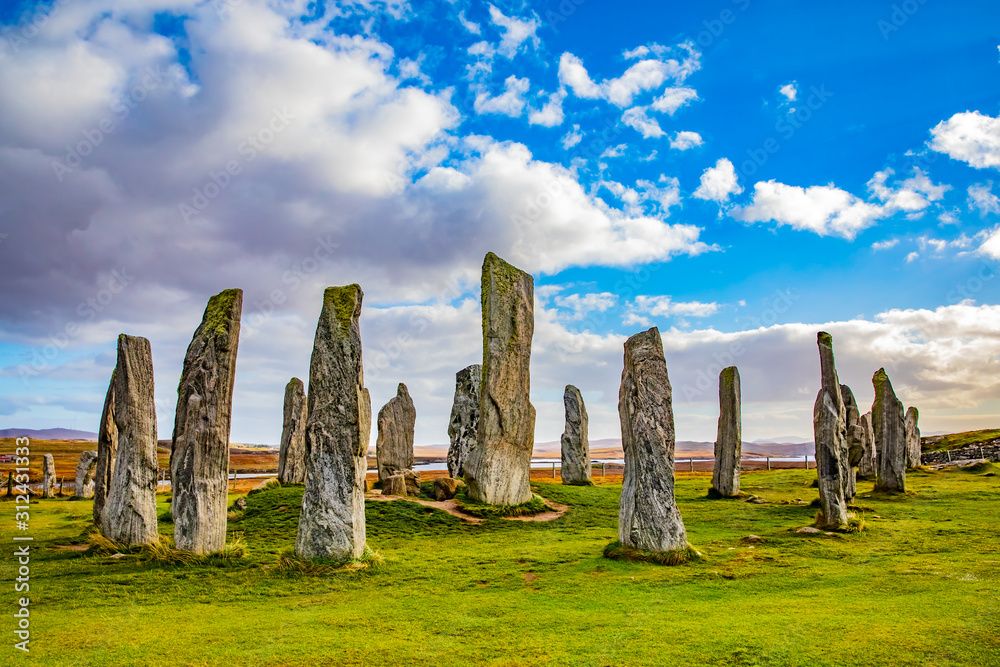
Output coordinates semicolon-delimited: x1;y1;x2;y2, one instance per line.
602;540;701;566
86;532;246;564
275;545;384;575
247;478;282;497
452;488;551;518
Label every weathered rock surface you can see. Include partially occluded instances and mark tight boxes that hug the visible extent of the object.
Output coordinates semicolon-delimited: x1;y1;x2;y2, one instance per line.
858;411;877;478
840;384;863;502
617;327;688;553
382;474;407;496
464;253;535;506
75;450;98;499
433;477;462;501
295;285;371;561
94;373;117;524
403;469;421;496
376;383;416;481
711;366;742;498
170;289;243;555
560;385;591;486
277;377;308;485
102;334;159;545
905;406;921;469
447;365;480;478
873;368;906;492
812;332;849;529
42;453;56;498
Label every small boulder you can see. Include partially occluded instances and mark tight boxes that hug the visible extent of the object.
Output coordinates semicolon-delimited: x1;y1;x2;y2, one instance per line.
382;475;407;496
233;497;247;511
403;470;421;496
741;534;765;544
796;526;822;534
433;477;462;501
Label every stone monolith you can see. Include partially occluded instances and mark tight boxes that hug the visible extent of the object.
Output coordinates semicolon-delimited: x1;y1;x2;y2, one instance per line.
94;374;117;525
873;368;906;492
277;377;308;485
618;327;688;553
905;407;921;469
42;454;56;498
376;383;416;482
464;253;535;506
841;384;863;502
295;285;371;560
857;411;877;478
560;385;591;485
75;450;98;499
711;366;742;498
447;365;480;478
170;289;242;554
102;334;159;545
812;332;849;528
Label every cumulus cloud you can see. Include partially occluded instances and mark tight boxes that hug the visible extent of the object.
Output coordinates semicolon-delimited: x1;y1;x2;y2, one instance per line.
693;158;742;203
867;167;950;212
553;292;618;321
561;124;582;149
871;238;899;251
624;295;719;327
558;44;700;108
621;107;663;138
968;182;1000;215
929;110;1000;169
731;181;887;239
651;86;699;115
779;82;798;102
488;5;540;59
458;10;481;35
669;131;703;151
528;88;566;127
474;75;530;117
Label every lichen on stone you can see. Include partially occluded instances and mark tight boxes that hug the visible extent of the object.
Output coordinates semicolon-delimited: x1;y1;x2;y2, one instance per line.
324;284;363;336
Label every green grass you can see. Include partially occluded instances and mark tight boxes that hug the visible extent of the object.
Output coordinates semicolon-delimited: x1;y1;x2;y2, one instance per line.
452;487;551;518
12;469;1000;666
922;428;1000;452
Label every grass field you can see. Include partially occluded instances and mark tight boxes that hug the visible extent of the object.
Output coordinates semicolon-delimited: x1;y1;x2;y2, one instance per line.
922;429;1000;452
7;466;1000;666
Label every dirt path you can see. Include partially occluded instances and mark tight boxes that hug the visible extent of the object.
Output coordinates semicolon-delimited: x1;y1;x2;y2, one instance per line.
364;493;569;524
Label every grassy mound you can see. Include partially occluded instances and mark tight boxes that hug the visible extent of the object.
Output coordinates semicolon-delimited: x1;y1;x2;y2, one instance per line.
959;461;999;475
602;540;701;566
922;428;1000;452
452;487;552;518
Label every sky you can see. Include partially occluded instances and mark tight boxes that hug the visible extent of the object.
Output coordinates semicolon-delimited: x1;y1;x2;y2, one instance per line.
1;0;1000;447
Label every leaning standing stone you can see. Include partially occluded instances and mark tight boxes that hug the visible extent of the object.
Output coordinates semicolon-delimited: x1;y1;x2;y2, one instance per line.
812;332;849;528
295;285;371;561
840;384;863;503
75;451;98;499
42;454;56;498
170;289;243;555
447;365;480;478
617;327;688;553
873;368;906;492
102;334;159;545
94;374;117;525
464;253;536;506
376;383;416;481
904;407;921;469
277;377;308;485
857;411;877;479
711;366;741;498
560;385;591;486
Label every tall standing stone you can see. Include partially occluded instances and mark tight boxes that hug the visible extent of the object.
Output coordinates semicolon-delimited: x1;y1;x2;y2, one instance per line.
278;377;308;485
618;327;688;553
905;407;921;469
447;364;480;478
376;383;416;481
102;334;159;546
170;289;243;555
464;253;536;506
857;411;877;479
872;368;906;492
94;374;117;525
812;332;849;529
711;366;742;498
840;384;863;503
75;450;98;499
295;285;371;560
560;385;591;485
42;454;56;498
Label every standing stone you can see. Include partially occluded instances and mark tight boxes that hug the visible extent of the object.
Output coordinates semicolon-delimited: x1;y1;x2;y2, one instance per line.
464;253;536;506
447;365;481;478
618;327;688;553
277;377;308;485
711;367;741;498
872;368;906;492
840;384;863;503
75;451;98;499
376;383;416;482
295;285;371;561
170;289;243;555
102;334;159;546
94;374;117;525
905;407;921;469
560;385;591;486
857;411;878;479
42;454;56;498
812;332;849;529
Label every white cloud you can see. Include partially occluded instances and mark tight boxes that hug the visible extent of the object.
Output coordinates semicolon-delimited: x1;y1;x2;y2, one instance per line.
629;295;720;320
458;10;481;35
867;167;950;212
779;82;798;102
669;131;702;150
558;45;700;108
488;5;540;59
929;110;1000;169
871;238;899;251
598;176;681;218
553;292;618;320
651;86;698;115
979;226;1000;259
968;182;1000;215
561;124;582;149
905;251;919;262
528;88;566;127
466;40;496;78
600;144;627;158
474;75;530;117
621;107;663;138
731;181;887;239
693;158;742;203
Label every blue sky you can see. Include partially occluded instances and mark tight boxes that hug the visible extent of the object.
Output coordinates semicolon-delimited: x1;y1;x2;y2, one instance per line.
1;0;999;446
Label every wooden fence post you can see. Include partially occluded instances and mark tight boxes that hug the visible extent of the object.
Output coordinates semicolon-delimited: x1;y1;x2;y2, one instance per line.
766;457;771;471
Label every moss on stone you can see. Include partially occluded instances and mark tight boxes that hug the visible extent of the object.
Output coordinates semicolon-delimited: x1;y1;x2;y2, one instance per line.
202;288;242;337
323;284;363;336
817;331;833;347
720;365;737;385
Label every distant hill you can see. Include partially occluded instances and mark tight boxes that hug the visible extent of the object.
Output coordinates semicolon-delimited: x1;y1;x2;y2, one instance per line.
751;436;812;444
0;428;98;441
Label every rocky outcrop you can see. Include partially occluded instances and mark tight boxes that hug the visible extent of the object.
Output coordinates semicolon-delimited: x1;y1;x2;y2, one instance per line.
42;453;56;498
94;374;117;525
711;367;741;498
812;333;849;529
170;289;243;555
376;383;416;481
464;253;535;506
905;407;921;469
840;384;863;502
447;365;480;478
102;334;159;546
277;377;308;485
560;385;591;485
75;450;98;499
295;285;371;560
433;477;461;501
858;411;877;478
873;368;906;492
617;327;688;553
